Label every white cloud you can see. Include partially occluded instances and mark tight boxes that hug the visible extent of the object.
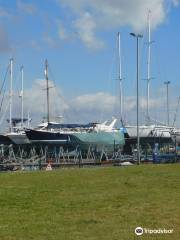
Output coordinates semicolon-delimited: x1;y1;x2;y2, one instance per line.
59;0;167;30
56;15;105;49
74;12;105;50
1;81;177;126
23;79;69;125
69;92;172;124
72;92;116;111
23;85;168;124
66;92;117;123
17;0;37;15
57;0;178;49
22;89;118;124
137;96;164;110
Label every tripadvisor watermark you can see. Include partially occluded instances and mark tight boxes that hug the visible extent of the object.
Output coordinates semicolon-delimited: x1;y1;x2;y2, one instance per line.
135;227;173;236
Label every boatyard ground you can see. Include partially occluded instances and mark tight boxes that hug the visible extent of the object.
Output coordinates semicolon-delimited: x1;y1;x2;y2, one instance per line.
0;164;180;240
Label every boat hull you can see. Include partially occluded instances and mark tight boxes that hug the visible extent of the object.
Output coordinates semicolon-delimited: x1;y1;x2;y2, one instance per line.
125;125;171;138
71;131;125;152
25;129;70;145
25;129;125;153
171;132;180;144
7;133;30;145
0;135;13;145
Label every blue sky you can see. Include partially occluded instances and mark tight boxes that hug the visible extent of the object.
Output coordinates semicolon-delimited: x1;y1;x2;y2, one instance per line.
0;0;180;127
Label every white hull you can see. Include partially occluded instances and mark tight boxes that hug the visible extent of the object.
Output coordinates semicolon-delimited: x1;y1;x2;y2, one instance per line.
7;132;30;144
125;125;172;138
125;125;153;138
171;130;180;144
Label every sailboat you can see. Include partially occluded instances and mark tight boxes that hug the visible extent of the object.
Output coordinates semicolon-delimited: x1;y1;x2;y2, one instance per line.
25;60;125;152
0;58;14;145
124;11;173;147
6;65;30;145
25;60;72;146
0;59;31;145
170;97;180;144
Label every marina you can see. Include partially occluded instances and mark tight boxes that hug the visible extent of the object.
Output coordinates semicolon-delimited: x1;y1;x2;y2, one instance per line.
0;54;179;170
1;1;180;240
0;7;180;171
0;31;179;171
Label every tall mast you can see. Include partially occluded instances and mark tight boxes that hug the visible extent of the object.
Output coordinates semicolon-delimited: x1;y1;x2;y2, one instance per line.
117;32;123;124
147;10;151;121
164;81;170;125
45;59;50;124
20;66;24;127
9;58;13;132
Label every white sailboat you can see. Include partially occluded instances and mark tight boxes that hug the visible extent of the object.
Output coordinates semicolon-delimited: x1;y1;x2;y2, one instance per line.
6;64;30;144
171;129;180;144
124;11;173;143
170;97;180;144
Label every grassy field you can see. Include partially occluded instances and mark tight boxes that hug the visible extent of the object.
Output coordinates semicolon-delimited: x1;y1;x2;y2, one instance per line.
0;164;180;240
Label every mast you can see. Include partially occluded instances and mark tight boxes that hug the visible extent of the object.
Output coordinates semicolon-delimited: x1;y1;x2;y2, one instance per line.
146;10;151;121
164;81;170;125
20;65;24;127
117;32;123;124
9;58;13;132
45;59;50;124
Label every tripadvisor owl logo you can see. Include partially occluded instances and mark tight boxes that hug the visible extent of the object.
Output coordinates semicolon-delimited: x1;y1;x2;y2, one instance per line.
135;227;174;235
135;227;144;236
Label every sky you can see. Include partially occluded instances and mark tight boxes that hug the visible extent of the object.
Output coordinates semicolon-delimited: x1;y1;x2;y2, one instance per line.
0;0;180;129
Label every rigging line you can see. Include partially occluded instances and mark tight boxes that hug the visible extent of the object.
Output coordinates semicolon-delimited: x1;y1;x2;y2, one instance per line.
111;38;120;100
0;99;9;125
13;63;21;97
99;35;117;123
0;63;10;95
100;40;117;122
47;63;80;122
172;96;180;127
48;63;68;104
139;30;146;122
0;63;10;121
0;88;6;114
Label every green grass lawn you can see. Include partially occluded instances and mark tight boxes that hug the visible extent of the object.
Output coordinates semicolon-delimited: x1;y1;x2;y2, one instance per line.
0;164;180;240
